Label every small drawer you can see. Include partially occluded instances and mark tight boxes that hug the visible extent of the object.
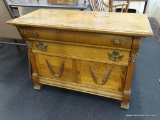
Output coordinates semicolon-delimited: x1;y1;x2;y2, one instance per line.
23;27;133;49
78;61;127;92
32;41;130;66
35;54;74;82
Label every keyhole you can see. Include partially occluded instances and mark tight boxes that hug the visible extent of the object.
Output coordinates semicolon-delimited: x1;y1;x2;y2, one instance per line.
77;71;80;75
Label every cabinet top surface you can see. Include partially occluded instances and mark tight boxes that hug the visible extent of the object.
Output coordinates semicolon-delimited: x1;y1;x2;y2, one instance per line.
7;9;153;36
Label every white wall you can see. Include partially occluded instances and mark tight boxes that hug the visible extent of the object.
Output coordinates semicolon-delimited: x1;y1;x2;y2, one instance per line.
148;0;160;14
148;0;160;24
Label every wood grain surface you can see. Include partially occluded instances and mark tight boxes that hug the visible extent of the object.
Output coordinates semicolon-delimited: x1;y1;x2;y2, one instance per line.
7;9;153;36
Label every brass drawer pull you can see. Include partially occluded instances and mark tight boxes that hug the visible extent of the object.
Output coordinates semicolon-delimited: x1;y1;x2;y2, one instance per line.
89;66;113;85
45;59;64;78
114;39;119;45
108;50;124;62
36;42;48;51
33;32;39;37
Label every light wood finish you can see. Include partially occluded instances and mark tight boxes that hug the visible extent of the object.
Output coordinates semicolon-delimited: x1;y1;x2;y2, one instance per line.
31;41;130;66
7;9;153;109
88;0;105;11
11;5;18;8
7;9;153;36
24;27;133;49
79;61;126;92
37;54;74;82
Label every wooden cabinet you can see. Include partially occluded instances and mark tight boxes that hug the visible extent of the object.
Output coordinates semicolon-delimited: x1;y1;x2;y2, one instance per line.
7;9;153;109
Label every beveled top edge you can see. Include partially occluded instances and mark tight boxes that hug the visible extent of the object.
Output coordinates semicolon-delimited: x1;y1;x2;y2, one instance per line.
7;9;153;37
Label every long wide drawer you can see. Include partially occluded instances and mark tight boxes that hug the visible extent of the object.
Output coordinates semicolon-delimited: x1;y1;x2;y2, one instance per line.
32;41;130;66
23;27;133;49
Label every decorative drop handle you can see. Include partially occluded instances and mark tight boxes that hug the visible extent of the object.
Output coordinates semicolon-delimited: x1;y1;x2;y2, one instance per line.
89;66;113;85
36;42;48;51
45;59;64;78
108;50;124;62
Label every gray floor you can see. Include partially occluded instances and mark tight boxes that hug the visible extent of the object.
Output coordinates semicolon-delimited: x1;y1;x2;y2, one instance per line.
0;19;160;120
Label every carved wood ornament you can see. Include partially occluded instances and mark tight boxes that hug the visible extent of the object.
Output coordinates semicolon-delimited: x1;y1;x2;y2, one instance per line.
45;59;64;78
26;41;32;52
129;53;137;64
89;65;114;85
119;66;127;92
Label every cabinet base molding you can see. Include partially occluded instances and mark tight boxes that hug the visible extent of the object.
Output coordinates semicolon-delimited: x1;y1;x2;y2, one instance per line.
39;77;123;100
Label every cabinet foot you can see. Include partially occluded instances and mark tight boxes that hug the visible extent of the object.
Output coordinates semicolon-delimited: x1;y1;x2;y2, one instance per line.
121;102;129;109
34;84;42;90
121;90;131;109
32;73;41;90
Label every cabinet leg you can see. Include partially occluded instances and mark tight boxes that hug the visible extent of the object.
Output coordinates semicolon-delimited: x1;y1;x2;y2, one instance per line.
32;73;41;90
121;101;129;109
34;84;42;90
121;90;131;109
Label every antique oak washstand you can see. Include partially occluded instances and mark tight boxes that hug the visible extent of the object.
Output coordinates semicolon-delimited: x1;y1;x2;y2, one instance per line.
7;9;153;109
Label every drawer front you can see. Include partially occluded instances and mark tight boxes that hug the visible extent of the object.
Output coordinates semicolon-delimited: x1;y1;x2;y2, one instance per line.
78;61;127;92
32;42;130;66
35;54;74;82
24;27;132;49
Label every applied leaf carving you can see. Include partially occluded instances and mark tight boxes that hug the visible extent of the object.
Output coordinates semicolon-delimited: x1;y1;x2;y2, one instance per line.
129;53;137;64
119;66;127;92
45;59;64;78
89;66;113;85
26;41;32;52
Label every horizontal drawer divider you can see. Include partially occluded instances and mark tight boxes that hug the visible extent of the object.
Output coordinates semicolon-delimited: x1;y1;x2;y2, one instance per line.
29;38;131;51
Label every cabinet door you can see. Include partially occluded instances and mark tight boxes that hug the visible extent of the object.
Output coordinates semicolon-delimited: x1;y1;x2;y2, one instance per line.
35;54;74;82
77;60;127;92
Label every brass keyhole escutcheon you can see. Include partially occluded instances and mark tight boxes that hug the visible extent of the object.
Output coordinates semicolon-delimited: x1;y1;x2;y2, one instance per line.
36;42;48;51
114;39;119;45
108;50;124;62
77;71;80;75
